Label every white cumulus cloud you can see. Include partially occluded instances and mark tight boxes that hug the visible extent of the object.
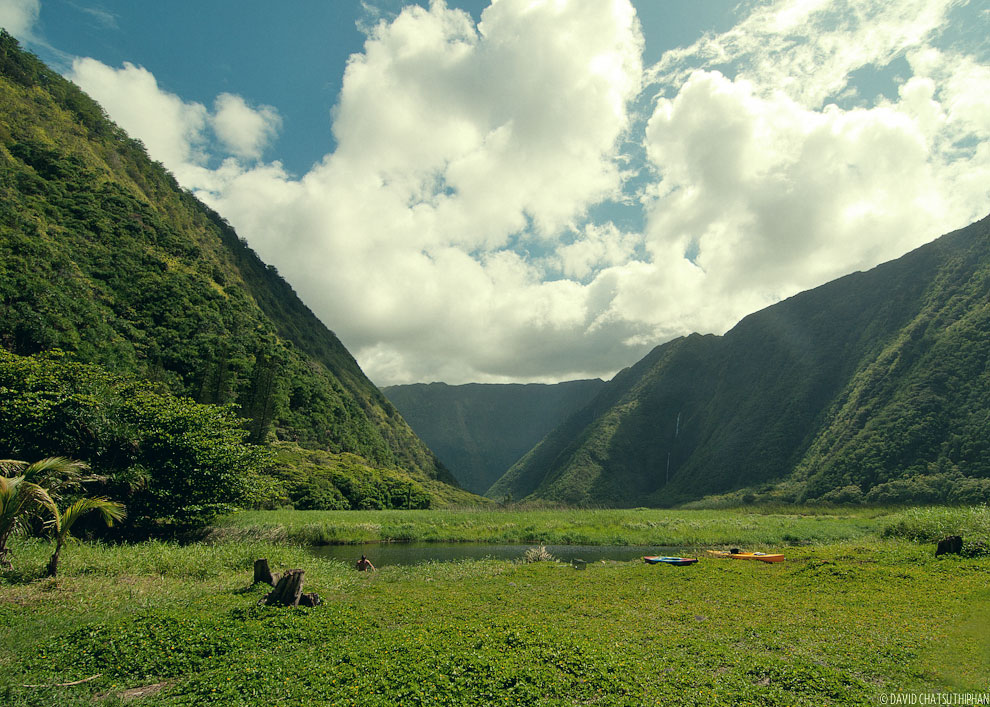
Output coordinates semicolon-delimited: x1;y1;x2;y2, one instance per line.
0;0;39;39
58;0;990;385
634;0;990;338
68;59;281;182
212;93;281;162
197;0;647;383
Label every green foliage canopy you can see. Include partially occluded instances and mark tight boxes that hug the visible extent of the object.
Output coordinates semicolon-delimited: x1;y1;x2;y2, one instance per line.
0;349;273;535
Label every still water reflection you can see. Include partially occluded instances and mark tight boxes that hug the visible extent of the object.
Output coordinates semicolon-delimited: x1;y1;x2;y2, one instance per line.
310;543;695;567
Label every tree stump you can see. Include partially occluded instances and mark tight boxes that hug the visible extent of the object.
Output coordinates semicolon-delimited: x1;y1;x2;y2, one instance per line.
263;569;305;606
300;592;321;607
253;558;275;586
935;535;963;556
254;563;321;607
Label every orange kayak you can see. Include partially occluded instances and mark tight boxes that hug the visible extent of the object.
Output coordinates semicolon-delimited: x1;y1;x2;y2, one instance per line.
708;550;784;563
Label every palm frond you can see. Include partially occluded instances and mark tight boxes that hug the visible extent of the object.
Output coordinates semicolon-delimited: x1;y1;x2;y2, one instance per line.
23;456;90;481
21;457;96;502
0;459;27;477
54;497;126;537
0;476;57;538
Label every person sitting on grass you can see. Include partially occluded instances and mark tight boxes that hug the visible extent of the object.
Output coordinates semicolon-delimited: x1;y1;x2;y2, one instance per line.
356;554;376;572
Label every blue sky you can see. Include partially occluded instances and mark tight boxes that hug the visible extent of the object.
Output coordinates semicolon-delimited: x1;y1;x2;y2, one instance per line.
3;0;989;385
26;0;736;178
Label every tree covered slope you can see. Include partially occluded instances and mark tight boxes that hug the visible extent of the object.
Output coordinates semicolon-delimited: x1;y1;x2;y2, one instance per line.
383;380;605;494
490;215;990;507
0;32;473;505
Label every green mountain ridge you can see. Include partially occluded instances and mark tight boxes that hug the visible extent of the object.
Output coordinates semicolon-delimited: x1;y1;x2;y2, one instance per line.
383;380;605;494
490;215;990;506
0;32;475;506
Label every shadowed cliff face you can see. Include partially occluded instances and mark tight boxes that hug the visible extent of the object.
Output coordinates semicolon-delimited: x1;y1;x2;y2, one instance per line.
384;380;605;494
491;215;990;507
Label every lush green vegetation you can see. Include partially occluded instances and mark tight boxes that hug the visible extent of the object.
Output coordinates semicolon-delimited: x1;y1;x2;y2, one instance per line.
0;349;275;535
879;505;990;546
209;505;925;547
1;507;988;705
267;444;438;511
494;216;990;508
0;31;468;510
384;380;604;494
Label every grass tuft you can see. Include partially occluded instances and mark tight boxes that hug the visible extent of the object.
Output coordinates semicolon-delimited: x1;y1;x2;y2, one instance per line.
522;544;555;563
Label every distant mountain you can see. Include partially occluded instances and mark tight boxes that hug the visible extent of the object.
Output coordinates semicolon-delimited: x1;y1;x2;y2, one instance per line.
490;215;990;507
0;31;477;506
383;380;605;494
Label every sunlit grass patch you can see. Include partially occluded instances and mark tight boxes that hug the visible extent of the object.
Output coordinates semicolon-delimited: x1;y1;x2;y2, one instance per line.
880;504;990;543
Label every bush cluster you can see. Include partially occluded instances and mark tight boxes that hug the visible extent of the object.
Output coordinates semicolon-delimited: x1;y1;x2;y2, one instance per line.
0;349;272;536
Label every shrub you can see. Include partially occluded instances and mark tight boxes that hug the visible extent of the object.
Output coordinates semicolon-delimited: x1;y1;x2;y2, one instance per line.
817;484;865;505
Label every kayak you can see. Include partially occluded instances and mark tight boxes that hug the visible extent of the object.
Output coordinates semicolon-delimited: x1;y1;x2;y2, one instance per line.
707;550;784;563
643;556;698;565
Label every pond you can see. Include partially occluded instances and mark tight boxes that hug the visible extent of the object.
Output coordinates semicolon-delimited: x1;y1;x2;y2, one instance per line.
309;542;698;567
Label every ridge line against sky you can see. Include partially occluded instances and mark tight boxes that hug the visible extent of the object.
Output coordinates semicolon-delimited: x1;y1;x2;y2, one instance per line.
3;0;989;385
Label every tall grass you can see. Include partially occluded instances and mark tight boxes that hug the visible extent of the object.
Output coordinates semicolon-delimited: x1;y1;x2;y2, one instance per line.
2;537;317;581
880;505;990;543
210;506;897;547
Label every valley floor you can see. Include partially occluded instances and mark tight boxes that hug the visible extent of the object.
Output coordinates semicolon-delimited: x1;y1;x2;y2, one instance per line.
1;507;988;705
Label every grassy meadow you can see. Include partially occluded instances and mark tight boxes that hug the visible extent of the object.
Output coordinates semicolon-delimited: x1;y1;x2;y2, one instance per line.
208;505;909;547
1;506;988;705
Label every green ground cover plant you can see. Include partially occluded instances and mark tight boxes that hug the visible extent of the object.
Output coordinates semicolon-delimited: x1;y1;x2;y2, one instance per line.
2;507;987;705
0;531;987;705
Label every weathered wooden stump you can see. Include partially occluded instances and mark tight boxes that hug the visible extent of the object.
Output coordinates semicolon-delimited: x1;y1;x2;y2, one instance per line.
300;592;321;607
253;558;275;586
253;562;321;607
935;535;963;556
263;569;305;606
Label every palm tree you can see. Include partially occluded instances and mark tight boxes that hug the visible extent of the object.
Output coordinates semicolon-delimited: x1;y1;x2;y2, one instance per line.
0;475;56;569
46;496;125;577
0;457;120;573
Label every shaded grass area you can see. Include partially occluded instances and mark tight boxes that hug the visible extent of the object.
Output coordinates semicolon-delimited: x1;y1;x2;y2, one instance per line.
208;505;908;547
1;532;988;705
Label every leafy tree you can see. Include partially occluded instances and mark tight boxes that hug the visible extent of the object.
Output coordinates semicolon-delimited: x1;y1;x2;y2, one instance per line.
120;386;275;533
0;350;275;536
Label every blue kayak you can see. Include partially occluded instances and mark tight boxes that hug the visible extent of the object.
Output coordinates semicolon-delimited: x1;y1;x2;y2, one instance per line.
643;556;698;565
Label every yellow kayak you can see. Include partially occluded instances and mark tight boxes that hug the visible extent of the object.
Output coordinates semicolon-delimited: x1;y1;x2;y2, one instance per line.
708;550;784;563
